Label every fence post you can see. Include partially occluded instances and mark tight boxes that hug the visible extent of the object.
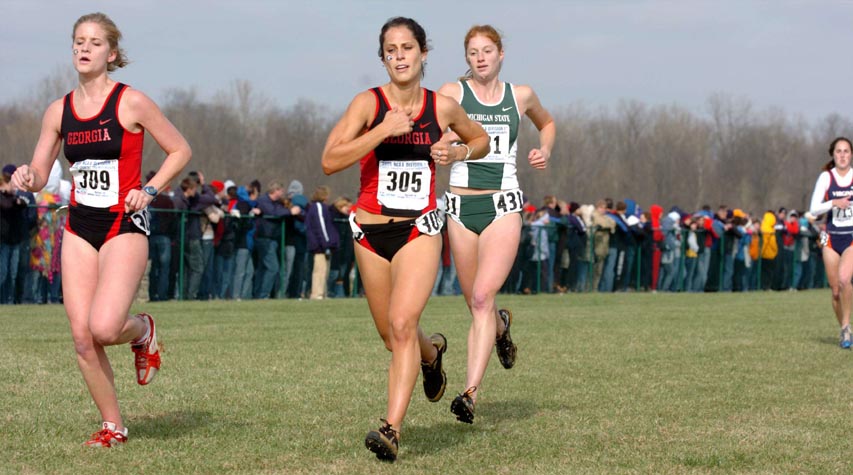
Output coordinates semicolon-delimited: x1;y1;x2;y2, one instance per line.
278;218;287;299
178;209;186;301
635;241;641;291
718;232;725;291
756;233;763;290
588;227;596;292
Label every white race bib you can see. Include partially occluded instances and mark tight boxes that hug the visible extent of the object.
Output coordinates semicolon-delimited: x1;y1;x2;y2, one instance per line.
482;124;511;163
833;207;853;227
492;189;524;218
415;209;443;236
70;159;119;207
377;160;430;210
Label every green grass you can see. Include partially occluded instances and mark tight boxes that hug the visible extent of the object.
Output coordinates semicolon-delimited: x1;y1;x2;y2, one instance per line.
2;291;853;474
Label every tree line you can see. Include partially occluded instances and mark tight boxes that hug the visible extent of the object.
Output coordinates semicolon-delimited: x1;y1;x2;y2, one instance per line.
3;68;851;214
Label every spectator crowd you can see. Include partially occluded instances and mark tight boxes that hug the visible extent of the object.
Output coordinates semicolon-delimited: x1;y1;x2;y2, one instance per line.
0;163;827;304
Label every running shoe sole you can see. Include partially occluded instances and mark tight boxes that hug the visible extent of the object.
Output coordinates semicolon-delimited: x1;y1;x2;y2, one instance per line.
422;333;447;402
365;430;398;461
132;313;161;385
496;309;517;369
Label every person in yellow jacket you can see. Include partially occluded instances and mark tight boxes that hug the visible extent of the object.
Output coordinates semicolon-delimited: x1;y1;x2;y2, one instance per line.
759;211;778;290
809;137;853;349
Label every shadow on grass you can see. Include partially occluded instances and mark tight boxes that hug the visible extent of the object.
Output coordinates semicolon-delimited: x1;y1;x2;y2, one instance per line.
129;410;217;439
405;421;467;456
404;397;538;457
479;397;538;423
818;336;841;346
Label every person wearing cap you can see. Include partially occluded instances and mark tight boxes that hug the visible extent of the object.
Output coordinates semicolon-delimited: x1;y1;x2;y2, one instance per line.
283;180;309;298
204;179;228;299
809;137;853;349
721;208;745;292
779;209;801;290
563;201;587;292
657;210;680;291
795;212;821;289
731;211;752;291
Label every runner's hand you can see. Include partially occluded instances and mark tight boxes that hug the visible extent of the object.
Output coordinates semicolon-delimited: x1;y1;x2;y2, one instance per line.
10;165;36;191
125;189;154;213
382;107;414;137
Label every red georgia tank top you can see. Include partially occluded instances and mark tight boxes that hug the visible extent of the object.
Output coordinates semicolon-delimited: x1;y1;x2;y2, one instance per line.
356;87;442;218
61;82;144;211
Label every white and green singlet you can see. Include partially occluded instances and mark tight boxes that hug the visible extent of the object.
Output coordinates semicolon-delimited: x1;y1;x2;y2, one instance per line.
449;80;520;190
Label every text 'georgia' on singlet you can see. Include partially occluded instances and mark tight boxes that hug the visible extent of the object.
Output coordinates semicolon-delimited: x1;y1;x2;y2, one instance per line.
356;87;442;218
61;82;144;212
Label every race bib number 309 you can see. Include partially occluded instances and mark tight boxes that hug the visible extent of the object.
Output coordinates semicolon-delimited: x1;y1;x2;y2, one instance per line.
70;159;119;207
377;160;431;210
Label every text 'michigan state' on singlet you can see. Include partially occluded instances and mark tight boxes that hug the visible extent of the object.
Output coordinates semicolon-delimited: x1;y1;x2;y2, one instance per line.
61;82;144;212
357;87;442;218
449;80;520;191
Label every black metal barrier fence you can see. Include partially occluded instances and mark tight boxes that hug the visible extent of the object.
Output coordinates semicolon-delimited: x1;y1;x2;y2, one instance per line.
15;205;826;301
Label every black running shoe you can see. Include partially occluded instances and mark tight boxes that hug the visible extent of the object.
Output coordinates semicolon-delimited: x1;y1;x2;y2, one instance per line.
421;333;447;402
450;386;477;424
496;309;517;369
365;419;399;462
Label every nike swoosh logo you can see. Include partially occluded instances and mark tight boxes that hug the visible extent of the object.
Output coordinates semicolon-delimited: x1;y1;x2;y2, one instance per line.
99;119;112;125
502;107;513;112
419;122;432;129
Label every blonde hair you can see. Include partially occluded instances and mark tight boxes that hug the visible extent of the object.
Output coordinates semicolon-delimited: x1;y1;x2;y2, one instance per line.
72;12;128;72
311;186;331;202
333;196;352;212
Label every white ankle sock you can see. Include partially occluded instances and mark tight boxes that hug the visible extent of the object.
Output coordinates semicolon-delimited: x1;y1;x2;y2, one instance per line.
131;315;150;345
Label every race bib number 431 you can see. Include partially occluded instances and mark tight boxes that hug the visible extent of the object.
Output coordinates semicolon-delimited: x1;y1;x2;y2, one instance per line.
377;160;431;210
492;189;524;218
70;159;119;207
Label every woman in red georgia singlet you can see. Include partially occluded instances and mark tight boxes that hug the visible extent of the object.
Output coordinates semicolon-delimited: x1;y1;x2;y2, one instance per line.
11;13;191;447
321;17;488;462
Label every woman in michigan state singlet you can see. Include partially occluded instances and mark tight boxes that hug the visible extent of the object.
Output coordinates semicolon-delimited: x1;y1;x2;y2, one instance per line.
437;24;556;425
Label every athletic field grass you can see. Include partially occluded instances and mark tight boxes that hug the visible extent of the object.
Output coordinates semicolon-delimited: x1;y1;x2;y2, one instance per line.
2;290;852;474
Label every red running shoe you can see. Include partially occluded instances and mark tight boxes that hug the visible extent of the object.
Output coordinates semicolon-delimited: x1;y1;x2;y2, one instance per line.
84;421;128;447
131;313;160;385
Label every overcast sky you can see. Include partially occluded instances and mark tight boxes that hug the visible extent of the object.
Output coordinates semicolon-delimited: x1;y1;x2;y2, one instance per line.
3;0;851;123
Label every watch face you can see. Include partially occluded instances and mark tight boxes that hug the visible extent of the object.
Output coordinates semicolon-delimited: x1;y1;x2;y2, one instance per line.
144;186;157;196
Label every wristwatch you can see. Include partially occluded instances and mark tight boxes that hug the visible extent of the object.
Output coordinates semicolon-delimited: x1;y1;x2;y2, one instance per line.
143;186;158;197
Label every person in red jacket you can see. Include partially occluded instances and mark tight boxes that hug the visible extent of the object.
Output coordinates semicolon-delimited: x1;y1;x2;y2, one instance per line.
650;204;663;290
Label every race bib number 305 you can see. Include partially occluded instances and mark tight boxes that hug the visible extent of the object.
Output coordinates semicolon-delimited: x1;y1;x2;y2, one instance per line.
377;160;431;210
70;159;119;207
